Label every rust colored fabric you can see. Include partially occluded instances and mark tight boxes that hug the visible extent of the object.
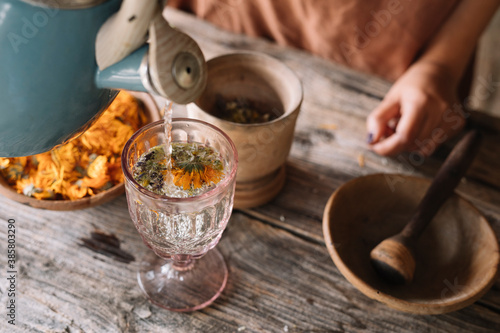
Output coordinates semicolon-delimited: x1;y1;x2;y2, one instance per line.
168;0;460;82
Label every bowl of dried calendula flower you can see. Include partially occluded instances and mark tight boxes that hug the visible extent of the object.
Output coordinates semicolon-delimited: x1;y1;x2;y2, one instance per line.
0;91;160;210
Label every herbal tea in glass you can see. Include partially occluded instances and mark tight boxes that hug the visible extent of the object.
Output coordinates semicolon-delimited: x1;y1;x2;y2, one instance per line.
121;118;238;312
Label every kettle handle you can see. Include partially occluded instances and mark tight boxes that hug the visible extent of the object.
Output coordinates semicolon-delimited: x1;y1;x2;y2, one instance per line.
96;0;156;70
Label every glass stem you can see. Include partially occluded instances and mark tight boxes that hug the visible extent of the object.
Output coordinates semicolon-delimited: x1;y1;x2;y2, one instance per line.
171;254;194;271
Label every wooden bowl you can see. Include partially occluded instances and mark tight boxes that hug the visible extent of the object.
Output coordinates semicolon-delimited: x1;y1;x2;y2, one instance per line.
0;91;160;210
323;173;499;314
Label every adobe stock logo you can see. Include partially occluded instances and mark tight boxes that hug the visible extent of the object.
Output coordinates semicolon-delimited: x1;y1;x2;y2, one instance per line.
7;4;59;54
340;0;411;63
440;277;466;299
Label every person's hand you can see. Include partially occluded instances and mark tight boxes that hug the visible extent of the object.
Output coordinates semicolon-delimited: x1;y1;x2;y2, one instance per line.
366;61;467;157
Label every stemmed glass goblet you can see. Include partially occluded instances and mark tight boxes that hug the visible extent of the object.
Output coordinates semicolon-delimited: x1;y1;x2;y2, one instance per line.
121;118;238;312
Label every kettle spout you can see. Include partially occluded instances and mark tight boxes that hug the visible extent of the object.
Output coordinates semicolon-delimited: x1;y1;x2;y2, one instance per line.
95;44;152;94
147;10;207;104
95;1;207;105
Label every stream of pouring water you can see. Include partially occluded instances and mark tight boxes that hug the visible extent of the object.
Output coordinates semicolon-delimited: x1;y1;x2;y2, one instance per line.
162;101;174;193
158;101;225;198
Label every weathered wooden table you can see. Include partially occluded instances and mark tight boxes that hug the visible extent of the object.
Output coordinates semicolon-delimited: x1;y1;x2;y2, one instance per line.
2;8;500;333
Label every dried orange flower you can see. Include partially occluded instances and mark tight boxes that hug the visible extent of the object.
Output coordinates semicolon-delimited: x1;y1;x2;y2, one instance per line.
133;143;225;196
171;165;223;191
0;91;147;200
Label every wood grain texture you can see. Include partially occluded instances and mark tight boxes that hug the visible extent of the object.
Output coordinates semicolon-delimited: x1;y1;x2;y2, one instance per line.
184;52;302;208
0;7;499;333
149;10;207;104
369;130;484;285
324;174;499;314
95;0;156;70
0;195;499;332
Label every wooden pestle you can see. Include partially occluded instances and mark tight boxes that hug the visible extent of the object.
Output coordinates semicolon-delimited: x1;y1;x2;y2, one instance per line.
370;129;483;285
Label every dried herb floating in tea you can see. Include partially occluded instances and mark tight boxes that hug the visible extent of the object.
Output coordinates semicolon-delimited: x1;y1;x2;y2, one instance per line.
214;94;281;124
133;143;224;197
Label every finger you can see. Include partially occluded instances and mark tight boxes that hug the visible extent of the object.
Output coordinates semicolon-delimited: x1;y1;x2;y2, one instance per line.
370;132;408;156
370;96;428;155
385;123;396;137
366;96;400;144
391;94;428;149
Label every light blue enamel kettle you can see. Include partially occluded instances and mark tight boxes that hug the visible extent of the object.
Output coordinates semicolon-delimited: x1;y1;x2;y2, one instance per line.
0;0;207;157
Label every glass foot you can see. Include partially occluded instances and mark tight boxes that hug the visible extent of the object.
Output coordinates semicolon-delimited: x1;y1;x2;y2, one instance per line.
137;248;228;312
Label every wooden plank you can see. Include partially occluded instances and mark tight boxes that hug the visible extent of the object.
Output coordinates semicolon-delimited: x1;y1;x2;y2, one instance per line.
1;196;499;332
243;156;500;303
240;158;353;244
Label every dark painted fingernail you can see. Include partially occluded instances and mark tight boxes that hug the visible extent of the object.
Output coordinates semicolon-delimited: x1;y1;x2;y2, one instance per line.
366;133;374;144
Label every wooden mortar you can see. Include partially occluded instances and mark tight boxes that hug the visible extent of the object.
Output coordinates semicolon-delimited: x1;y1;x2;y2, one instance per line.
187;52;303;209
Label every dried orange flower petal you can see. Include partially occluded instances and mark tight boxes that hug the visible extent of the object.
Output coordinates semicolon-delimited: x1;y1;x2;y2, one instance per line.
0;91;146;200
